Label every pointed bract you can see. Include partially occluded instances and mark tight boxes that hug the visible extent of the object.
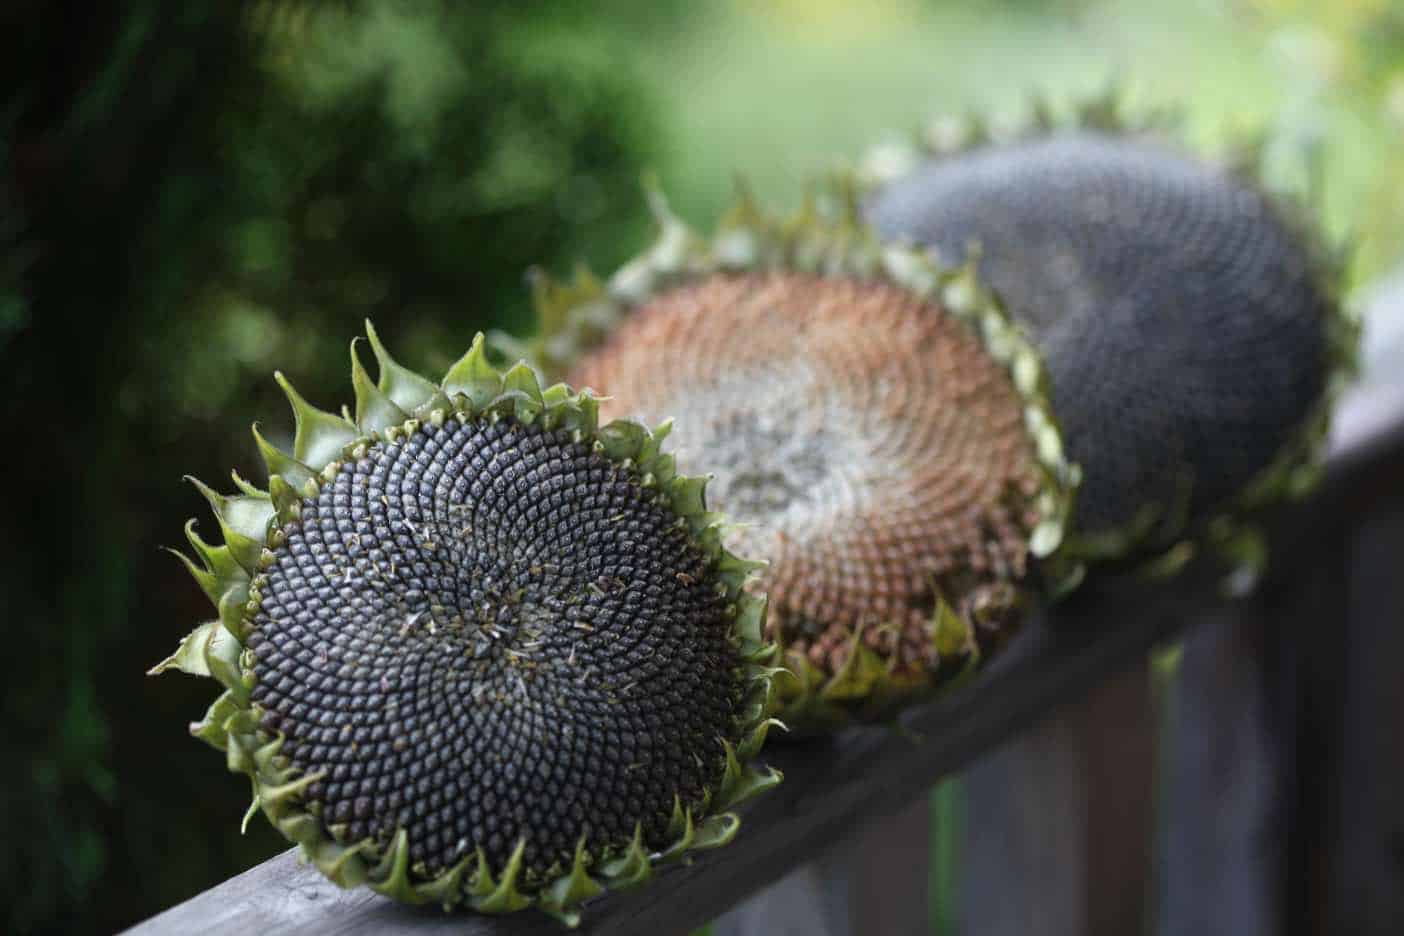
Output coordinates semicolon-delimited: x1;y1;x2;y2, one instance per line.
185;476;274;574
252;424;315;491
539;840;604;925
364;320;438;411
441;333;504;410
349;338;409;433
274;371;359;470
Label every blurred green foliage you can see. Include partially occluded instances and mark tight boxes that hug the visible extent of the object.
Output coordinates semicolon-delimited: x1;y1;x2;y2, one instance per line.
0;2;661;931
634;0;1404;280
3;1;1403;933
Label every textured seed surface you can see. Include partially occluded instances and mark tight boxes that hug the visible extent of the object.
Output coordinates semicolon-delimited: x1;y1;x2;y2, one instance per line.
245;417;742;879
867;132;1330;539
570;271;1043;678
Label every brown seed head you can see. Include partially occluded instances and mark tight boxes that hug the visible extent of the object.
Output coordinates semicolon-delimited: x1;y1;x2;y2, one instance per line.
570;270;1043;687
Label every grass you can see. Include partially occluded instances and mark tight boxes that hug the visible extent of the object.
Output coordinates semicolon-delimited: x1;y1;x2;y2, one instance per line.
616;0;1401;282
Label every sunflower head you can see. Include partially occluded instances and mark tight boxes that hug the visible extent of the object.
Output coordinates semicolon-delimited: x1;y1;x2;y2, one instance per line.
862;89;1358;573
523;182;1079;729
150;325;781;924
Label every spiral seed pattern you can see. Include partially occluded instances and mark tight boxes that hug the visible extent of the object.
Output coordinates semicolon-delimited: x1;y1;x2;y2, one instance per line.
244;416;742;879
569;271;1043;678
867;132;1331;540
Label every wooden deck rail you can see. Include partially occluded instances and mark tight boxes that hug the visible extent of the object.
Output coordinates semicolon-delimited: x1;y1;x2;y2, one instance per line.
128;348;1404;936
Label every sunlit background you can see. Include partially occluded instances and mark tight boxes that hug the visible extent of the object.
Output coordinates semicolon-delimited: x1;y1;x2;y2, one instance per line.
4;0;1403;932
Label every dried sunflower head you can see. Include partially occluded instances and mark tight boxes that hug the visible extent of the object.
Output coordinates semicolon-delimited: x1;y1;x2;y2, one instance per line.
863;91;1358;571
516;184;1078;729
149;325;781;925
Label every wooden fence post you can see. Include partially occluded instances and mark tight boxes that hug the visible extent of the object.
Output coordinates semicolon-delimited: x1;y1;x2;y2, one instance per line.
712;794;931;936
1329;496;1404;933
961;658;1154;936
1158;597;1286;936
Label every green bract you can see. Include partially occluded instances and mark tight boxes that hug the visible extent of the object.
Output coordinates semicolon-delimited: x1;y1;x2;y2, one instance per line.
514;182;1080;729
150;324;781;925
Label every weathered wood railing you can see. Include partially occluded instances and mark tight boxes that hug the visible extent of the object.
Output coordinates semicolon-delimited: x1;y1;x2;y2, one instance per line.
127;325;1404;936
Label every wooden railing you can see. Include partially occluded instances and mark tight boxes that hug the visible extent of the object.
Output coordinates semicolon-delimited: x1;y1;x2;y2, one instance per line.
127;330;1404;936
